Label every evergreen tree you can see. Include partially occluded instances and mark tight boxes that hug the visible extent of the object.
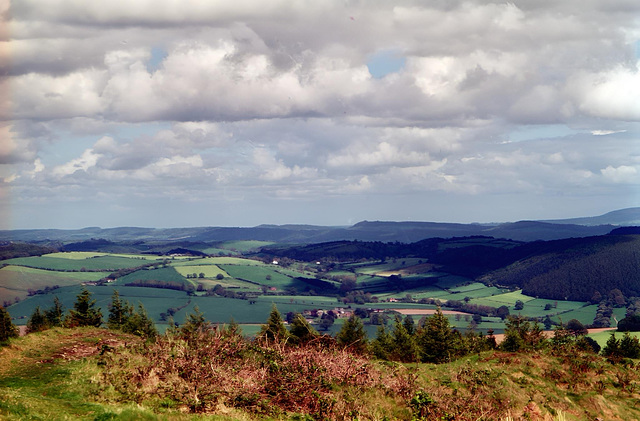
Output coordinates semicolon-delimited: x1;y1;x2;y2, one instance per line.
225;317;242;336
336;314;368;354
403;314;416;335
0;307;19;343
65;288;103;327
288;313;319;344
370;325;394;360
390;315;420;362
179;306;209;338
259;304;289;342
44;296;64;327
122;303;157;339
618;332;640;359
26;306;49;333
500;316;545;352
417;307;455;363
602;332;620;359
107;290;133;330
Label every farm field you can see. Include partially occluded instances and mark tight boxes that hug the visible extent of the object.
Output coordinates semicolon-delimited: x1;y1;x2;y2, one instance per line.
1;254;153;271
3;250;632;339
0;265;104;303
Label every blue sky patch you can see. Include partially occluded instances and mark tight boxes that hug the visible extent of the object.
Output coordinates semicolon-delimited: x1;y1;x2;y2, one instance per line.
367;50;406;79
146;47;168;73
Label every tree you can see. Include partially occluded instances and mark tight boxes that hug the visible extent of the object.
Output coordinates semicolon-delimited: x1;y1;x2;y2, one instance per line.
259;304;289;342
500;316;545;352
107;289;132;330
336;314;368;354
319;316;334;331
122;303;157;339
402;314;416;335
514;300;524;311
27;306;49;333
179;306;209;338
0;307;19;343
496;305;510;320
566;319;588;336
65;288;103;328
602;333;621;360
216;273;224;280
417;307;455;363
390;315;420;362
45;296;65;327
617;314;640;332
619;332;640;359
370;325;394;360
288;313;319;344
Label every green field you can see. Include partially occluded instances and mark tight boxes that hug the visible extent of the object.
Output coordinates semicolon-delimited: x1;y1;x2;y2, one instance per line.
4;250;635;340
2;254;151;271
0;265;104;303
115;266;190;287
173;264;229;279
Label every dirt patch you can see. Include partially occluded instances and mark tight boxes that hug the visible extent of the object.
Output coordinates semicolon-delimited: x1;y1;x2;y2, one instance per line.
52;338;125;361
394;309;470;316
43;330;134;362
490;328;615;344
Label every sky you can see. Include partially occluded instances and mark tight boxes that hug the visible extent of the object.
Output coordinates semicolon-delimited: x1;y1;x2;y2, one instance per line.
1;0;640;229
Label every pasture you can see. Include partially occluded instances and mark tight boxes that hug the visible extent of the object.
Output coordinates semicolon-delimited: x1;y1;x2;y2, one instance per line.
3;250;627;340
0;265;104;303
2;254;151;271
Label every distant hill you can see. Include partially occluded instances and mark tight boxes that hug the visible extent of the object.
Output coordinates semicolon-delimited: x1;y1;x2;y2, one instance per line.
541;207;640;226
479;234;640;301
0;210;628;244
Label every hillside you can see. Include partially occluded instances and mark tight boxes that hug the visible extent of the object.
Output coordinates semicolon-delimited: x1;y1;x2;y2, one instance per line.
481;234;640;301
3;207;637;244
1;327;639;420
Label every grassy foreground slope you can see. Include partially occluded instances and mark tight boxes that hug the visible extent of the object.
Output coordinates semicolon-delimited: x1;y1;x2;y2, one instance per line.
1;328;639;420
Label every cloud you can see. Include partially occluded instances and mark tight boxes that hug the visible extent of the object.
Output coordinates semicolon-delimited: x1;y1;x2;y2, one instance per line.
51;149;100;177
601;165;638;183
3;0;640;227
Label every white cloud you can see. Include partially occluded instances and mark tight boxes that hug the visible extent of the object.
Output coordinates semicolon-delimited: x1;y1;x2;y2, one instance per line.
601;165;638;183
52;149;100;177
3;0;640;227
571;65;640;121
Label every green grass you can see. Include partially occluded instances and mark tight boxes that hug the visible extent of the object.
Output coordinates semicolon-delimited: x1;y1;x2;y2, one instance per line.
206;257;266;266
219;240;275;252
218;265;311;292
449;282;486;293
115;266;188;286
2;255;151;271
588;330;640;348
173;264;229;279
0;265;104;303
4;285;194;325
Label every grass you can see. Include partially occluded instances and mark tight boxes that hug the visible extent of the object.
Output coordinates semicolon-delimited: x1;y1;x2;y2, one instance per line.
116;266;188;286
0;328;155;420
2;255;150;271
173;264;229;279
3;327;639;420
218;265;311;291
218;240;275;252
0;265;104;303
